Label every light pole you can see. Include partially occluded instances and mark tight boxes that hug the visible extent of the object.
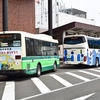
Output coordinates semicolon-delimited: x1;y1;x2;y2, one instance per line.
48;0;52;36
2;0;8;31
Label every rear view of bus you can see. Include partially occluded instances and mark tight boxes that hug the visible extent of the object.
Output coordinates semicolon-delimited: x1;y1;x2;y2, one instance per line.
0;32;22;76
63;35;88;65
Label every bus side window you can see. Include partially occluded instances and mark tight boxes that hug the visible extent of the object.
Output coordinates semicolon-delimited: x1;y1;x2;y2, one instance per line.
88;39;93;48
0;41;2;47
98;41;100;49
46;52;48;56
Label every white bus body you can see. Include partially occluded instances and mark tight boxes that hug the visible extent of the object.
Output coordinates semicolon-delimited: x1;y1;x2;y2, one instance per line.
0;31;60;76
63;35;100;67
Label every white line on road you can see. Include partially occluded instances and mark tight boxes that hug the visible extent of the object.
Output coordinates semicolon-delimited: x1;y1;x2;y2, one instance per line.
50;74;73;87
1;81;15;100
79;70;100;78
31;78;51;94
73;93;95;100
20;77;100;100
66;72;90;82
89;69;100;73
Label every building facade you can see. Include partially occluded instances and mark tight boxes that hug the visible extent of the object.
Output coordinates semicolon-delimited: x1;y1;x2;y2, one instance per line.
0;0;36;34
35;0;95;33
0;0;96;34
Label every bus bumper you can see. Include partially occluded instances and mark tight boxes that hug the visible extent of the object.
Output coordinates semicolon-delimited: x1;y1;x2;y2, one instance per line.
0;70;26;75
63;61;86;65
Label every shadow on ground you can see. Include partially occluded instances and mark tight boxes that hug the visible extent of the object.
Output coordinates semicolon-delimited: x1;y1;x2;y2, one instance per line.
0;64;96;82
59;64;95;69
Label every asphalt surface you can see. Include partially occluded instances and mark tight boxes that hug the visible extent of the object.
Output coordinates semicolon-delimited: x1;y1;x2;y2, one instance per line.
0;65;100;100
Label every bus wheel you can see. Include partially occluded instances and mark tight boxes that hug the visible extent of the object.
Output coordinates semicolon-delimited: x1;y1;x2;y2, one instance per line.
36;64;41;77
95;58;99;67
53;62;57;72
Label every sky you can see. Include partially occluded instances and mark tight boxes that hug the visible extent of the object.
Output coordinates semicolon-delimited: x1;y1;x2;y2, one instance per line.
59;0;100;26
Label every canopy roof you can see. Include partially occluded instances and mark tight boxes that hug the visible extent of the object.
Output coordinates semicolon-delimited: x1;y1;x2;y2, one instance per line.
41;22;100;44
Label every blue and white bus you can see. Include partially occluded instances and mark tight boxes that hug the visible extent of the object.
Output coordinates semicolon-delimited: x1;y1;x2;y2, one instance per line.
63;34;100;67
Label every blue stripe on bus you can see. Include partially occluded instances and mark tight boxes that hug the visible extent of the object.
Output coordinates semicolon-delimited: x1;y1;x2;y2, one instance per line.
77;54;80;61
64;49;100;65
71;54;74;61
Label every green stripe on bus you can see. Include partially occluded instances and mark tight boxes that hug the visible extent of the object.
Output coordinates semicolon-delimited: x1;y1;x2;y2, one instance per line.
22;56;59;60
21;56;59;75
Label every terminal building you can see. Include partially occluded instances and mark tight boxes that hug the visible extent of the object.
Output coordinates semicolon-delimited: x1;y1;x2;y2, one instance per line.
0;0;95;33
59;8;87;18
0;0;36;33
0;0;100;57
35;0;95;33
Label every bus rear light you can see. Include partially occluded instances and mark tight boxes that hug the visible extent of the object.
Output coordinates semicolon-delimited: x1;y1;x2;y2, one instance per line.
84;56;87;62
15;55;21;59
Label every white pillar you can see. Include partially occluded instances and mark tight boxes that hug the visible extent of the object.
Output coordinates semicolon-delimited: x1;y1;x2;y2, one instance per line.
62;31;66;44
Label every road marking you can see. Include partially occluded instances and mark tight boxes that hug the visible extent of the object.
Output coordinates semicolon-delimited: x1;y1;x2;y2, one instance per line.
31;78;51;94
50;74;73;87
73;93;95;100
1;81;15;100
66;72;90;82
79;70;100;78
20;77;100;100
89;69;100;72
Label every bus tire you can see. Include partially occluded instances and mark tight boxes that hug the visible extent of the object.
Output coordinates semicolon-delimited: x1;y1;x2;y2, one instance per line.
95;58;99;67
53;62;57;72
36;64;41;77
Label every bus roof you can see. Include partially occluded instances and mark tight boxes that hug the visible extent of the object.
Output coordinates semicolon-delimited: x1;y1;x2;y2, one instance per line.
0;31;58;43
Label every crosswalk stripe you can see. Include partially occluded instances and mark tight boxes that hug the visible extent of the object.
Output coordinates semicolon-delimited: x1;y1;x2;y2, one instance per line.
1;81;15;100
66;72;90;82
50;74;73;87
79;70;100;78
31;78;51;94
89;69;100;73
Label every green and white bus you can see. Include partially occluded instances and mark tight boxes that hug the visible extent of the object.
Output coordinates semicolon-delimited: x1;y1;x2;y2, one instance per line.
0;31;60;77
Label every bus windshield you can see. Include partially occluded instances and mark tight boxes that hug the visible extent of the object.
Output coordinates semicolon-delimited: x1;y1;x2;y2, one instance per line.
64;36;86;44
0;34;21;47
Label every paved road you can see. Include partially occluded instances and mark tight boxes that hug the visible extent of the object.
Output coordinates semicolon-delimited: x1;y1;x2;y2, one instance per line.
0;65;100;100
